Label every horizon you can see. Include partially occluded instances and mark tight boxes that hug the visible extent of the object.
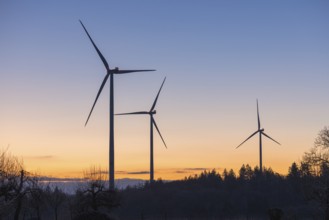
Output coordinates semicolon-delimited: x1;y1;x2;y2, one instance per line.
30;164;288;182
1;1;328;181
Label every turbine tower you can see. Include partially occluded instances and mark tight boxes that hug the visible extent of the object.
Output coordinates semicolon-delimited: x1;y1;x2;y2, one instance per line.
116;77;167;182
80;20;155;189
236;99;280;173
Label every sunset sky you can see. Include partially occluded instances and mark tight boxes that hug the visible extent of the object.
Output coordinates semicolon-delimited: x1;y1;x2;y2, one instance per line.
1;1;328;180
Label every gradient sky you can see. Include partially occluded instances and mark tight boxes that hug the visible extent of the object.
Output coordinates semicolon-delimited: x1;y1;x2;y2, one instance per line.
1;1;328;180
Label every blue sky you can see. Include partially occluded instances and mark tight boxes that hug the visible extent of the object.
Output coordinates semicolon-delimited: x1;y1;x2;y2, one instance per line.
0;1;328;178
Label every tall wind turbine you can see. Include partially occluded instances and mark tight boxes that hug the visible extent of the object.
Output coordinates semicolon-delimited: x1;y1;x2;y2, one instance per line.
116;77;167;182
236;100;280;173
80;20;155;189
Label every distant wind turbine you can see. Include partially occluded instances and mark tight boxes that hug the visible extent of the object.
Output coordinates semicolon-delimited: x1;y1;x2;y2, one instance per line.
236;100;280;173
116;77;167;182
80;20;155;189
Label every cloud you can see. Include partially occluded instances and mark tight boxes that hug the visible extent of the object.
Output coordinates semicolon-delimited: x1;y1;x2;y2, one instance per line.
175;167;222;174
127;171;149;175
175;170;189;174
38;176;83;182
173;168;207;174
117;168;223;175
183;168;208;171
116;171;149;175
25;155;55;160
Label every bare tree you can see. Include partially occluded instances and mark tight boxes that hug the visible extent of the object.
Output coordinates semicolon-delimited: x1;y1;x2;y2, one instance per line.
0;149;38;219
302;127;329;219
72;166;120;219
0;149;23;218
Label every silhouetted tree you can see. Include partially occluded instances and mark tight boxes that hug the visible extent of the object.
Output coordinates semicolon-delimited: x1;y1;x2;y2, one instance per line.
288;162;300;180
239;164;254;182
27;179;45;220
72;166;120;219
301;126;329;219
45;186;67;220
0;149;21;217
0;149;37;220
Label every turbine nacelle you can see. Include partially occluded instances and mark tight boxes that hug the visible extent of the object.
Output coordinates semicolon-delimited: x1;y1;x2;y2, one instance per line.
259;128;264;132
150;110;156;115
110;67;120;74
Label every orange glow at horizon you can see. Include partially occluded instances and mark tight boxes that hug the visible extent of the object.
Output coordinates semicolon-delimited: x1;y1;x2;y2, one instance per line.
20;138;306;180
23;163;293;181
4;102;316;181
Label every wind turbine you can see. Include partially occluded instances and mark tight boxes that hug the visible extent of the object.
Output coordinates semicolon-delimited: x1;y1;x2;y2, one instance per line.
236;100;280;173
80;20;155;189
116;77;167;182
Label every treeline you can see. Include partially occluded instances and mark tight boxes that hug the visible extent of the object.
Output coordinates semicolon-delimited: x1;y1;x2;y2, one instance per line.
114;127;329;219
1;127;328;219
115;163;326;219
1;162;327;219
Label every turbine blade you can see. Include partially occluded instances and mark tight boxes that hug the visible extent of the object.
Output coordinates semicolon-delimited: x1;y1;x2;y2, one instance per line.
262;132;281;145
152;118;167;148
79;20;110;71
236;130;259;149
150;77;166;111
114;69;156;74
115;111;149;115
257;99;260;130
85;73;110;126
